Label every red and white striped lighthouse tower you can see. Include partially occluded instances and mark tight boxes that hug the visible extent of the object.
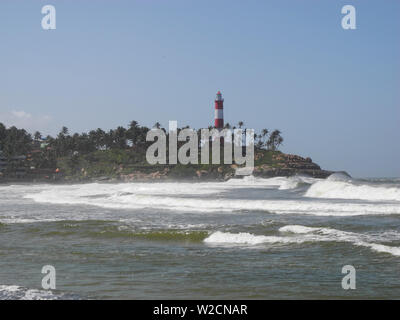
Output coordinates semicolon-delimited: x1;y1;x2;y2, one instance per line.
214;91;224;129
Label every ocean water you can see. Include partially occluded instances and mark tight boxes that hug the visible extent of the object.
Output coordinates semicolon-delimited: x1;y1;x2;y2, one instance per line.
0;173;400;299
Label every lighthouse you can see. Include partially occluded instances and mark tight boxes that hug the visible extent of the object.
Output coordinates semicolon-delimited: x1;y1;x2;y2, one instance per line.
214;91;224;129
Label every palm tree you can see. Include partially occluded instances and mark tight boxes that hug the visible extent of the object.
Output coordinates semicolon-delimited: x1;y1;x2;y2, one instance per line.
127;120;139;147
276;136;283;149
238;121;244;128
256;128;269;149
262;129;269;137
34;131;42;141
94;128;106;150
61;126;69;136
136;126;150;148
113;126;127;149
255;134;263;148
2;126;32;156
129;120;138;129
267;130;283;151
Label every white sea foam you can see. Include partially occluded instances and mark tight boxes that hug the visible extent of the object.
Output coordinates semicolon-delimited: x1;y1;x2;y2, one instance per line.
203;231;306;245
0;285;70;300
304;180;400;202
1;178;399;225
279;225;400;256
204;225;400;256
225;175;316;189
326;172;352;182
278;225;317;234
0;218;61;224
24;188;400;216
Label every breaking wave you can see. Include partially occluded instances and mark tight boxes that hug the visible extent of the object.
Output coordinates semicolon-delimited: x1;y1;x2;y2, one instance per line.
204;231;306;245
204;225;400;256
0;285;79;300
279;225;400;256
0;176;396;224
225;175;315;190
305;180;400;202
24;189;400;217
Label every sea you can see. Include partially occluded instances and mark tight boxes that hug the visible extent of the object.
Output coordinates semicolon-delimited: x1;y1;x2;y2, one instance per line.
1;173;400;299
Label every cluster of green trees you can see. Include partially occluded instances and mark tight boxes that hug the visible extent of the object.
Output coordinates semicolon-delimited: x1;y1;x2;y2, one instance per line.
49;121;150;157
0;120;283;160
0;123;32;156
255;128;284;151
222;122;283;151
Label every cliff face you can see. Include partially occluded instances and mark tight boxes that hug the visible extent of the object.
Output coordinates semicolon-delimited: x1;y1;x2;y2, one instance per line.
111;151;338;182
253;153;334;179
0;149;341;183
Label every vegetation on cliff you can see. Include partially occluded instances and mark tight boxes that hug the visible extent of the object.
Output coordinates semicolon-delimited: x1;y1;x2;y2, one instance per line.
0;120;331;181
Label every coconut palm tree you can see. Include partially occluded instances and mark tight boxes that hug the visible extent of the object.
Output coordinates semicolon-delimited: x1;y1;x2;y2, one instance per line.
267;130;283;151
61;126;69;136
34;131;42;141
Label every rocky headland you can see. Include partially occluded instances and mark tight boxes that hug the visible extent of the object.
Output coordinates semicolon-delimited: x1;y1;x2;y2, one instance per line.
0;149;346;184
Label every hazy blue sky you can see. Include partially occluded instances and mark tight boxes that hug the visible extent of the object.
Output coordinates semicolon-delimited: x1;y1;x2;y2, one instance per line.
1;0;399;177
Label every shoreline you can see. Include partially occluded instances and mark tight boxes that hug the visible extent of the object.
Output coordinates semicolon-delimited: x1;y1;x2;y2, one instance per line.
0;150;348;184
0;168;347;185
